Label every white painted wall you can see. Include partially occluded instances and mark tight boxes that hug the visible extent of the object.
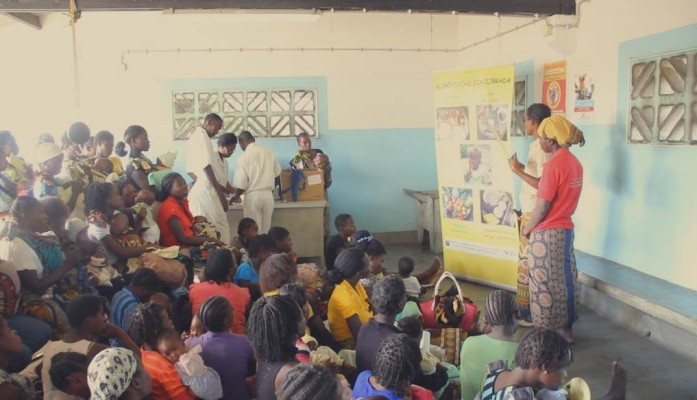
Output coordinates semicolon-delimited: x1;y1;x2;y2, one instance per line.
456;0;697;125
0;11;458;155
454;0;697;289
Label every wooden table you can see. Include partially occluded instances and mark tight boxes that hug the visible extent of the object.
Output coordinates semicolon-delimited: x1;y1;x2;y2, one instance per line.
227;200;327;262
403;189;442;253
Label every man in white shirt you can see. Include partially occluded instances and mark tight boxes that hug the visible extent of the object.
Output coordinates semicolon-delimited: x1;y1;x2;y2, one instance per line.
231;131;281;233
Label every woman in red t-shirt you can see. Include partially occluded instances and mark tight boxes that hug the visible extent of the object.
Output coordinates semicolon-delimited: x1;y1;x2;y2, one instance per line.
156;173;224;249
522;115;585;345
189;248;250;334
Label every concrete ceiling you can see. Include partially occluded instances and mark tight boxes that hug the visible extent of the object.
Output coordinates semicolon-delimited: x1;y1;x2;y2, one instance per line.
0;0;576;30
0;0;576;15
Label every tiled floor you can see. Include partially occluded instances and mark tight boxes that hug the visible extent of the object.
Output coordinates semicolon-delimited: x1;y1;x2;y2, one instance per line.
384;243;697;399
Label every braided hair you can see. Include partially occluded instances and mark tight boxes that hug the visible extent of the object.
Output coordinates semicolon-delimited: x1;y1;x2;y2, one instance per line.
247;295;302;363
126;302;169;348
355;230;386;257
372;333;422;395
484;290;517;326
277;363;341;400
197;295;233;333
514;328;573;371
371;275;405;316
49;352;88;393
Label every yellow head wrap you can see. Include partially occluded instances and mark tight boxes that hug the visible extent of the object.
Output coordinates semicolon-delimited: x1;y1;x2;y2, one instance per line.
537;115;585;148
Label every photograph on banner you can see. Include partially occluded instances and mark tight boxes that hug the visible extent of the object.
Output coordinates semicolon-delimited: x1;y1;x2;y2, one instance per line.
433;64;518;288
480;190;515;227
476;104;510;141
461;144;492;186
436;106;470;141
441;186;474;221
543;60;567;114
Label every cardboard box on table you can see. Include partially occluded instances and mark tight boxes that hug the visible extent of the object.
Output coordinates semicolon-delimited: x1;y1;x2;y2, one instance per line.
280;169;325;201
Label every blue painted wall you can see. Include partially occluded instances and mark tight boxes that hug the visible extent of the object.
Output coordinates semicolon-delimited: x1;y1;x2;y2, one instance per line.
569;24;697;289
163;77;437;234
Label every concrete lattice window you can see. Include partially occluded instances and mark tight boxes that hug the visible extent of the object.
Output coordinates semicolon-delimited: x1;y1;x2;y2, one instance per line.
628;49;697;145
510;78;528;138
172;89;318;140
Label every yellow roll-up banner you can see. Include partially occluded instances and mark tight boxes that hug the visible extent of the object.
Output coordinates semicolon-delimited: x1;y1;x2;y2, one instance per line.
433;65;518;288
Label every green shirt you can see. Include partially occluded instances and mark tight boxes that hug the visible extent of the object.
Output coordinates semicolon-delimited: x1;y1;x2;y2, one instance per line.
459;335;518;400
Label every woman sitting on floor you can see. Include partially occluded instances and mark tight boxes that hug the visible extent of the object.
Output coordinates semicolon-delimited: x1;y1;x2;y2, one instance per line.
260;253;298;297
326;248;372;349
25;294;139;399
127;302;196;400
157;173;224;251
83;182;154;274
189;248;251;335
248;295;303;400
478;328;626;400
0;196;88;336
460;290;519;400
353;333;434;400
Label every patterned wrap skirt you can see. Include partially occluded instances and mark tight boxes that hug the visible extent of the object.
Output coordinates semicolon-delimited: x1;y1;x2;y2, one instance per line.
528;229;579;330
516;212;533;321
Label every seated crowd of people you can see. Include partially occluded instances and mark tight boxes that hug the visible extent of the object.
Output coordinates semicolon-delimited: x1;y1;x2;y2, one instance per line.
0;128;626;400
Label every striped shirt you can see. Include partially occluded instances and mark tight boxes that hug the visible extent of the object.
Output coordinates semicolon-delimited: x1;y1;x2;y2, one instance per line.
141;349;195;400
110;287;139;330
479;369;528;400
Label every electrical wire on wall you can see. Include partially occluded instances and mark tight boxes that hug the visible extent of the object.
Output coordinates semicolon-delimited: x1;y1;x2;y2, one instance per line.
120;16;544;71
69;0;81;107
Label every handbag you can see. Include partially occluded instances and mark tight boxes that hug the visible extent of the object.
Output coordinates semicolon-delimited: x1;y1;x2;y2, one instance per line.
420;271;479;332
139;252;187;289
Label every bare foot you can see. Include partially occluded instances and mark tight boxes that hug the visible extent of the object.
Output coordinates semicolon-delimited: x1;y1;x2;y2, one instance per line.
598;362;627;400
556;328;576;345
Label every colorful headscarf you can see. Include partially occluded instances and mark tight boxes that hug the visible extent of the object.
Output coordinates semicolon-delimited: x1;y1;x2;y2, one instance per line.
87;348;138;400
537;115;585;148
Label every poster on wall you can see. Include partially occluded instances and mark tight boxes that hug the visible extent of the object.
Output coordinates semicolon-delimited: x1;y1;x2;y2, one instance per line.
542;60;567;115
573;72;595;124
433;65;518;288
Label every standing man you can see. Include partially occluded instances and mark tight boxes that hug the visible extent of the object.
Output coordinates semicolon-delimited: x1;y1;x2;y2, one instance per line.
232;131;281;234
186;113;227;214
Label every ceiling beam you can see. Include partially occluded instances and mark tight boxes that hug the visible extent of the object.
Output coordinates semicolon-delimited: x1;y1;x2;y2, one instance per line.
0;1;576;15
2;11;42;29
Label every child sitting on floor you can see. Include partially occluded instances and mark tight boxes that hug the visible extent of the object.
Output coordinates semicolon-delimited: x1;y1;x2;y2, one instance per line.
355;230;387;296
156;328;223;400
399;257;422;299
399;256;444;294
130;189;160;244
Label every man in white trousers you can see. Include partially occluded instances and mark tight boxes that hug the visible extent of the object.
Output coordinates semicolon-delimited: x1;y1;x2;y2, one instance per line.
231;131;281;233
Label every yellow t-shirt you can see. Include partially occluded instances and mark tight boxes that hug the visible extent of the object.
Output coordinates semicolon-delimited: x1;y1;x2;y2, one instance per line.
263;288;281;297
328;280;373;343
